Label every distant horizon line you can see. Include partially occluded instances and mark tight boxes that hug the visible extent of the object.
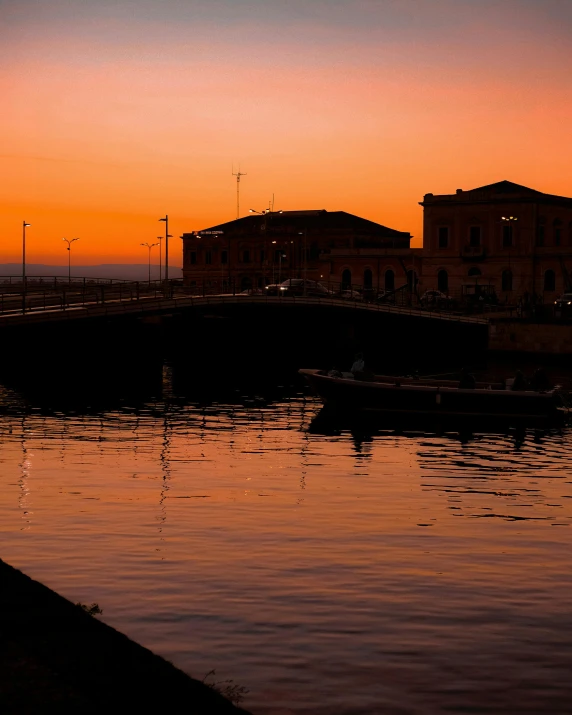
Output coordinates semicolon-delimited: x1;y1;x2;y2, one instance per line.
0;262;183;267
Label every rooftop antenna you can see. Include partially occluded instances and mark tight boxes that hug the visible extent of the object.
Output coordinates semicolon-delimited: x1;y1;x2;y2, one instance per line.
232;165;247;220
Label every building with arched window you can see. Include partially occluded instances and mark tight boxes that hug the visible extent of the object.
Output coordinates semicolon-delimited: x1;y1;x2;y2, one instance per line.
182;181;572;303
419;180;572;300
183;210;411;291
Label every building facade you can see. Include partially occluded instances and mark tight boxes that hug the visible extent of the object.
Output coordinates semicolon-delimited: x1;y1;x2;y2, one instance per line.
419;180;572;302
182;210;412;292
181;181;572;304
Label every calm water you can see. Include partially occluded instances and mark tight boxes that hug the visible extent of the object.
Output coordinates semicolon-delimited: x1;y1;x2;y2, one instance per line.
1;377;572;714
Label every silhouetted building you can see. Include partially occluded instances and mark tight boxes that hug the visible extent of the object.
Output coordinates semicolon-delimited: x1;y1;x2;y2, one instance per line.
182;210;411;291
419;180;572;301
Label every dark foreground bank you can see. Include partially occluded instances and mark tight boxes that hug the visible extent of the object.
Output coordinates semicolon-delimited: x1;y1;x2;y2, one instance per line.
0;559;251;714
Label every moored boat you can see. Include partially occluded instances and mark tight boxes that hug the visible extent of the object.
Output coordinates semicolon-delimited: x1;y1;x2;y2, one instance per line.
299;368;565;423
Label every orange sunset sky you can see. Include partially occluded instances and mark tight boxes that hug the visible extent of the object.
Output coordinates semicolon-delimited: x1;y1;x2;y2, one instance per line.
2;0;572;265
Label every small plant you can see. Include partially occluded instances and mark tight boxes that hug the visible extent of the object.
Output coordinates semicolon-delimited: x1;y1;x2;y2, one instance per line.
76;602;103;617
202;669;249;706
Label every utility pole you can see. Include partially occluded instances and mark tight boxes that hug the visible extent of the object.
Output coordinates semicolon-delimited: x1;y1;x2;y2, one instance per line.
232;166;247;220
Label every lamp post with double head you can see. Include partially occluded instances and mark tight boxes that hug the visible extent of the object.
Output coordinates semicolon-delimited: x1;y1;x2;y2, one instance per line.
22;221;31;289
156;236;164;281
501;215;517;272
158;215;170;294
141;242;159;284
249;208;283;286
62;237;80;284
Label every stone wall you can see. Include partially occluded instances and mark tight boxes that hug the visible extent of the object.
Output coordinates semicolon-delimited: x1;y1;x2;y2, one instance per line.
489;320;572;354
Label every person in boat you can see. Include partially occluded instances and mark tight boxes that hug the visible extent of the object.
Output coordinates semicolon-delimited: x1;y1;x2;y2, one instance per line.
511;370;528;391
351;353;365;376
327;366;343;378
458;367;476;389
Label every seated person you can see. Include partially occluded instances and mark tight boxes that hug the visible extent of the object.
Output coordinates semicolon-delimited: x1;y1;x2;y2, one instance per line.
351;353;365;375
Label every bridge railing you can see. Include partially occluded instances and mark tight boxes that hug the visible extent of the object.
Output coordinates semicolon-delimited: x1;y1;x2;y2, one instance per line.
0;276;510;322
0;276;162;294
0;281;167;316
170;280;513;316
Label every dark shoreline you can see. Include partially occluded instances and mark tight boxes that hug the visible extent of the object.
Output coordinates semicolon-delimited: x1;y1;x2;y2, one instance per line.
0;558;251;714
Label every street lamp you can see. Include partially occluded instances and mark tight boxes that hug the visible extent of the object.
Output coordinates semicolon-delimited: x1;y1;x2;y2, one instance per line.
158;215;170;286
501;216;517;271
271;239;292;285
22;221;31;288
250;208;283;285
141;242;159;284
298;230;308;296
156;236;163;281
62;237;80;283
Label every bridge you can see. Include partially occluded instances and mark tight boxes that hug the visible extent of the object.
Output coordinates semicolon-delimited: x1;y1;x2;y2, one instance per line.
0;279;489;328
0;278;493;396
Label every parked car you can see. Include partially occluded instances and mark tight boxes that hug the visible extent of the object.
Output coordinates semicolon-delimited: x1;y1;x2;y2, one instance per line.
337;289;363;300
554;292;572;318
374;290;396;305
239;288;264;295
265;279;332;297
462;284;498;306
420;290;456;309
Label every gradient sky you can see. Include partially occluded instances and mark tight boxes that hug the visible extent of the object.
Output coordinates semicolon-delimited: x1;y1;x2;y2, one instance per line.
2;0;572;264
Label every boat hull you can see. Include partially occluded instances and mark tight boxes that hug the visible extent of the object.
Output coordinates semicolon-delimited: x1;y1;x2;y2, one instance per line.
299;369;561;422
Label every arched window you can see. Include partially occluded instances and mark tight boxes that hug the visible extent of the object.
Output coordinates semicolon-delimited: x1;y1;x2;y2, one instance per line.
544;269;556;292
407;270;418;292
468;267;481;277
437;270;448;293
363;268;373;289
384;269;395;291
502;269;513;292
341;269;352;290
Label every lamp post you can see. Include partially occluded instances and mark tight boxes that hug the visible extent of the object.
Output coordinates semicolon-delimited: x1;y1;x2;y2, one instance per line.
158;215;170;293
501;216;517;271
156;236;163;281
141;242;159;284
298;230;308;296
62;237;80;284
22;221;31;289
250;208;283;286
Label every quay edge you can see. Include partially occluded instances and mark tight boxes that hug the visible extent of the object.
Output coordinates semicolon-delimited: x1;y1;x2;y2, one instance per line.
0;558;251;715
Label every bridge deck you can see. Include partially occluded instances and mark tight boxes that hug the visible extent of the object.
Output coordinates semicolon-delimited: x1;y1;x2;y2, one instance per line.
0;293;489;328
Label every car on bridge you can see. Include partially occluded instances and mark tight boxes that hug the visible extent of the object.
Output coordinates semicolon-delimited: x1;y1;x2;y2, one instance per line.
265;279;332;297
420;290;457;309
554;292;572;318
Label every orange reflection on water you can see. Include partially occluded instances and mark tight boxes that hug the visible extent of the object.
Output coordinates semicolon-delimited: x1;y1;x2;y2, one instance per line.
1;399;572;714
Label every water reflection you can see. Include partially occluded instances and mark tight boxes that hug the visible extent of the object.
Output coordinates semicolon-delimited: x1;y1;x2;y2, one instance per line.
1;376;572;714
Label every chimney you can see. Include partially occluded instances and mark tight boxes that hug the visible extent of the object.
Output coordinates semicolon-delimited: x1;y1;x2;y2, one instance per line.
456;188;463;194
